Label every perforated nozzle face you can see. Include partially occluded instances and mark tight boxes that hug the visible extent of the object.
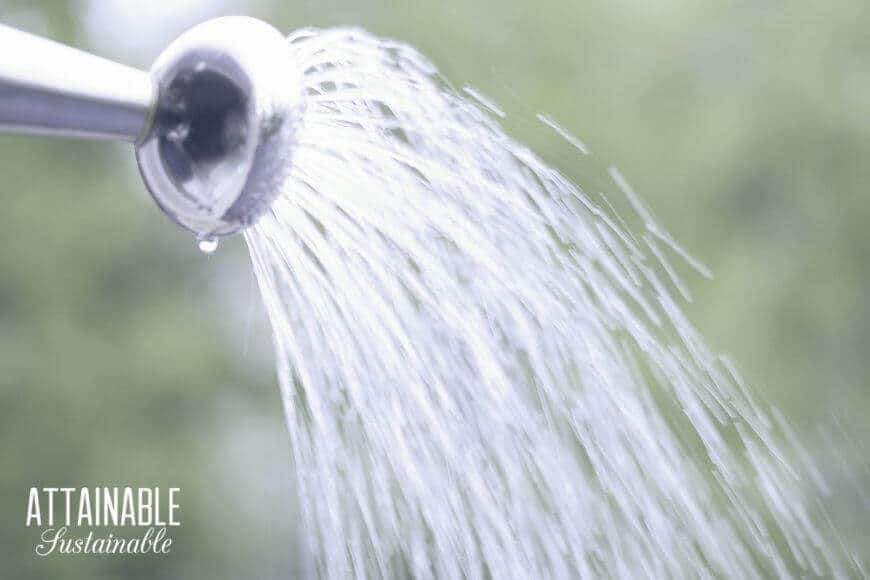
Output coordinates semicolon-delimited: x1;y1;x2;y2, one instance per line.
135;17;298;238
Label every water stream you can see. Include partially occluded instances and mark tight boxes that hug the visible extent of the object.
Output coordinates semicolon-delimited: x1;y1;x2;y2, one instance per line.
244;28;856;578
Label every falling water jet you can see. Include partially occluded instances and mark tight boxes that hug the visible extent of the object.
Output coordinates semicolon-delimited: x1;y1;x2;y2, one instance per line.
0;17;862;580
241;28;859;578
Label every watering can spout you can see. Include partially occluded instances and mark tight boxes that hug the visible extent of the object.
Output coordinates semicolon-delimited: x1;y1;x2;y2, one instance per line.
0;23;154;141
0;16;298;238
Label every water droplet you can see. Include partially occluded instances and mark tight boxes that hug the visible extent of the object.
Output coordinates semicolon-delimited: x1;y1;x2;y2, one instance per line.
198;237;218;254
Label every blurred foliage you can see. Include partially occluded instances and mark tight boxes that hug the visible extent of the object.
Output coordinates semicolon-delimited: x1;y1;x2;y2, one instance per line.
0;0;868;577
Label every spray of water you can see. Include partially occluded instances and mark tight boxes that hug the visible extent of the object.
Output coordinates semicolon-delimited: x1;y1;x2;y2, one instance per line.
245;28;858;578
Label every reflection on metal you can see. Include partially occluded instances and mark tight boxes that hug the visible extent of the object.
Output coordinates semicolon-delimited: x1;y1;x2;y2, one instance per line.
0;23;153;141
0;17;298;238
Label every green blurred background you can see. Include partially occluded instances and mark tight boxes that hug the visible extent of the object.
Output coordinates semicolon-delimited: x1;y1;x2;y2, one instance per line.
0;0;867;577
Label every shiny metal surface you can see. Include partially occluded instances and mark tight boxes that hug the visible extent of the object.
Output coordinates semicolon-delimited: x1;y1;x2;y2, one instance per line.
0;17;298;238
135;16;298;238
0;23;154;141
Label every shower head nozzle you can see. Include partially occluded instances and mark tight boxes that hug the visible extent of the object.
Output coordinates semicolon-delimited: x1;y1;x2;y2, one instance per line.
0;16;299;238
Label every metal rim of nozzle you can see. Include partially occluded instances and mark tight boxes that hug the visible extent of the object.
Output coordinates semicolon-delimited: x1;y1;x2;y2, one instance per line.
0;16;298;238
136;16;299;238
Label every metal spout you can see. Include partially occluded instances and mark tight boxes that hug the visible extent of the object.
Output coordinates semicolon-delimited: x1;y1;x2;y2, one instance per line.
0;17;298;238
0;23;154;141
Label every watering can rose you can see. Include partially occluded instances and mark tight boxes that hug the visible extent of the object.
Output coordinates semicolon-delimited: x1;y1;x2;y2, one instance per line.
26;487;180;556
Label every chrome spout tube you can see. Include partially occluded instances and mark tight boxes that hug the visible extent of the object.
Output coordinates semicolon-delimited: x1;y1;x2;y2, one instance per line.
0;23;154;141
0;17;298;238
